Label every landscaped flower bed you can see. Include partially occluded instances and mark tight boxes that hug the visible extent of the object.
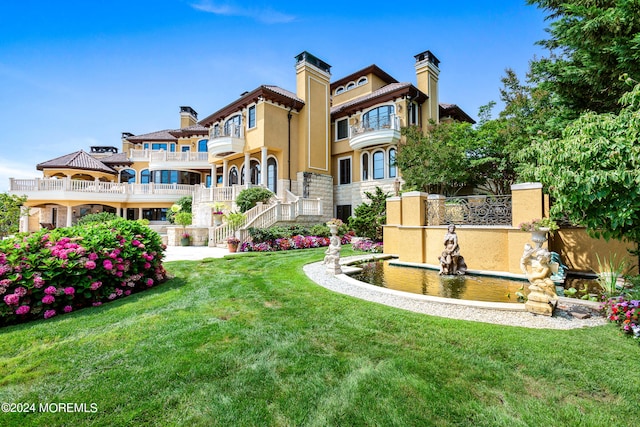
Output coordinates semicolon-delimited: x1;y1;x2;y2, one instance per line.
351;237;383;253
0;218;166;326
241;223;354;252
240;234;353;252
602;295;640;342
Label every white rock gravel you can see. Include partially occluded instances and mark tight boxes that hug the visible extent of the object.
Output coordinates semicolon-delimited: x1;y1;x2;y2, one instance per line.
304;256;607;330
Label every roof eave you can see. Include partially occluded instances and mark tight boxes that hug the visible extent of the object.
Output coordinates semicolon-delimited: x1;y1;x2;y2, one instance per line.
199;86;305;127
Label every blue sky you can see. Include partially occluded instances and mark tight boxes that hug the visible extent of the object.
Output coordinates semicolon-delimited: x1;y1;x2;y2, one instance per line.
0;0;548;191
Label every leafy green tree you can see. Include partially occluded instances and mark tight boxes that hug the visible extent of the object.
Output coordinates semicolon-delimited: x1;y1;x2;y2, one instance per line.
397;122;477;195
527;0;640;114
0;193;27;238
531;82;640;249
236;187;273;213
349;187;388;241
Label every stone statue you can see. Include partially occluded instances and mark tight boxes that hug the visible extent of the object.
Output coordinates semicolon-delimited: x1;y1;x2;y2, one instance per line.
324;231;342;275
521;243;558;316
438;224;467;275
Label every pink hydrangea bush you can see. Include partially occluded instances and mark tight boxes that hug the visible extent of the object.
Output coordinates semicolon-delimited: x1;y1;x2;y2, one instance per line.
0;218;166;326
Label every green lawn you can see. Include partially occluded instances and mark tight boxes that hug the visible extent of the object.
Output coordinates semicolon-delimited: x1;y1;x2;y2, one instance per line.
0;247;638;426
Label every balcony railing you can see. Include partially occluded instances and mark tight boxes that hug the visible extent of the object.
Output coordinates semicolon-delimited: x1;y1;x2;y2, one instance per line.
129;149;209;163
150;151;208;162
207;124;245;157
349;114;401;150
9;178;195;197
209;124;244;139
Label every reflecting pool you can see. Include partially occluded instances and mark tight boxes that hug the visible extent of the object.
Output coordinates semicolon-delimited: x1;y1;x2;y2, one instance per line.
349;260;529;303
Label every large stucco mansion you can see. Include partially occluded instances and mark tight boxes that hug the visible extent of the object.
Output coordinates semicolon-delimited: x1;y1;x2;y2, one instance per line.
9;50;473;244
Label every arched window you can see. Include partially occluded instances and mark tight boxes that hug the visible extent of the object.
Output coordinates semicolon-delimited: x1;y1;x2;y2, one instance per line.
140;169;150;184
198;139;208;152
241;160;260;185
346;82;355;90
229;167;239;185
362;153;369;180
357;77;368;86
120;168;136;183
335;86;345;95
267;157;277;193
224;115;242;137
373;151;384;180
388;148;397;178
363;105;395;130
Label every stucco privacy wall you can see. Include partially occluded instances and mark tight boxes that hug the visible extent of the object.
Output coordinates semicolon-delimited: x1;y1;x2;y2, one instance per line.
383;183;638;275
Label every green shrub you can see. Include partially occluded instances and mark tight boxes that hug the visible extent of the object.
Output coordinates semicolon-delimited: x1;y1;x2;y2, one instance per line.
248;226;288;243
349;187;388;241
236;187;273;213
77;211;119;225
309;224;330;238
174;212;192;227
167;196;192;223
0;218;167;326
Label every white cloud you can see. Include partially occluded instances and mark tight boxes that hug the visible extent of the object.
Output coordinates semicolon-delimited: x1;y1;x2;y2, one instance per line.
190;1;295;24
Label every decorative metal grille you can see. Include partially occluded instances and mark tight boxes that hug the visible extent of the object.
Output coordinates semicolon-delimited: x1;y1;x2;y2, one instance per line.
426;195;512;226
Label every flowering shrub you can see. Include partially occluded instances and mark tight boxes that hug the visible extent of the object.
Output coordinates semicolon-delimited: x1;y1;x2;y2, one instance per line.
239;233;354;253
602;296;640;342
351;237;384;253
0;218;166;326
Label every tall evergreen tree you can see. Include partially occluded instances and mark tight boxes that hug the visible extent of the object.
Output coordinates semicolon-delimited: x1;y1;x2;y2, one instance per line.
528;0;640;114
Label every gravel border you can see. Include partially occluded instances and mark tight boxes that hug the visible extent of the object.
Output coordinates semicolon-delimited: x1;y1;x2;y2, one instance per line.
304;256;607;330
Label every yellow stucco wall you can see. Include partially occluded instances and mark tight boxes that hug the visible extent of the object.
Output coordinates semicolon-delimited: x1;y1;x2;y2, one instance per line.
401;192;426;226
386;184;639;276
551;228;638;274
511;183;544;227
396;227;425;264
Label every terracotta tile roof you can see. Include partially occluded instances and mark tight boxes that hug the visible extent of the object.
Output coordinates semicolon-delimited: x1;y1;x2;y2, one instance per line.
125;129;178;142
439;103;476;124
331;82;427;117
262;85;304;104
100;152;133;166
36;150;117;174
169;124;209;138
199;85;305;126
330;64;398;91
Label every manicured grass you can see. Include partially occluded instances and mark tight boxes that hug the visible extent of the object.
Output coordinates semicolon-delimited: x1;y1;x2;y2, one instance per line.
1;247;638;426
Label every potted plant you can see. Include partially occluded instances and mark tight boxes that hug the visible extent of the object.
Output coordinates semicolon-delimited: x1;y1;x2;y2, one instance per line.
224;211;246;252
209;202;227;226
227;236;241;253
174;211;192;246
326;218;343;235
518;217;558;248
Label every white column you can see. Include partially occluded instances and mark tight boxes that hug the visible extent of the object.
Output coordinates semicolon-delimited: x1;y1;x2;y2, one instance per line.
260;147;268;187
19;206;29;233
138;208;143;220
66;206;73;227
244;152;250;188
223;160;229;187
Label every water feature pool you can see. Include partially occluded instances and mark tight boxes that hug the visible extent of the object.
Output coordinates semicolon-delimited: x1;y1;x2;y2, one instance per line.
348;259;602;304
348;260;528;303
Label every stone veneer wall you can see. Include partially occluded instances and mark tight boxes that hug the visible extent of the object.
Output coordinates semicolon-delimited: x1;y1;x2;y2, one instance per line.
295;172;333;221
334;178;399;212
